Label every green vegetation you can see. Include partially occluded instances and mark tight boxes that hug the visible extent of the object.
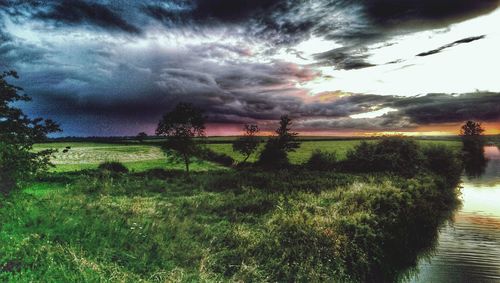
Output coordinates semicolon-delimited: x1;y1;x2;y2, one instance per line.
0;168;458;282
0;137;463;282
33;142;222;173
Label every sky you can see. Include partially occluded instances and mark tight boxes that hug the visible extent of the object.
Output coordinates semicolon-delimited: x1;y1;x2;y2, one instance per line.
1;0;500;136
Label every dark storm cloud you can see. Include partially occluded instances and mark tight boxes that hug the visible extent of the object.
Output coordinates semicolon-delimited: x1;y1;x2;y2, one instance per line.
391;92;500;124
363;0;499;25
1;0;499;135
314;46;375;70
33;0;142;34
416;35;486;57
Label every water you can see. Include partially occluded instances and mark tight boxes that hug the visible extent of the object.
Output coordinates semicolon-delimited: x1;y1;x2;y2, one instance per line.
409;146;500;282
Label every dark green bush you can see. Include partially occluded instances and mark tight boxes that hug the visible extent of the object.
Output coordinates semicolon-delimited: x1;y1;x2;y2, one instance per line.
344;137;424;177
97;161;129;173
421;145;462;185
257;140;289;169
306;150;337;171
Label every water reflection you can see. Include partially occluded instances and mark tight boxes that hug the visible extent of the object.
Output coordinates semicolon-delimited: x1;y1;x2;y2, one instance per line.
463;142;489;179
408;146;500;283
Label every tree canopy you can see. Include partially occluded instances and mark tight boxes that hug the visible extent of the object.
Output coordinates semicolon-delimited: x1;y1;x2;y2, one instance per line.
233;124;260;163
156;103;205;173
0;70;60;194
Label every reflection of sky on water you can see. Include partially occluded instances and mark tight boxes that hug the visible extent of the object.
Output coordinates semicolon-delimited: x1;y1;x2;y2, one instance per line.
409;146;500;283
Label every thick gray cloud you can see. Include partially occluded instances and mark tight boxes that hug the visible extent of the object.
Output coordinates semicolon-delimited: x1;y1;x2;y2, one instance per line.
1;0;499;135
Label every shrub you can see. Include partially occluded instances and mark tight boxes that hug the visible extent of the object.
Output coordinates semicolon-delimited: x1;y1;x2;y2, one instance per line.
98;161;129;173
306;150;337;171
344;137;424;177
421;145;462;185
257;140;289;169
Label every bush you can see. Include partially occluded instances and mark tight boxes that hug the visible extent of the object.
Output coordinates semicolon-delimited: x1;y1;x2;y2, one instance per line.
199;148;234;166
97;161;129;173
257;140;289;169
421;145;462;185
306;150;337;171
344;137;424;177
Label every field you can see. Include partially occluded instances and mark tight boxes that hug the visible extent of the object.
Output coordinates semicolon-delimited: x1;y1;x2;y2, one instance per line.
35;138;462;171
0;137;464;281
33;142;222;172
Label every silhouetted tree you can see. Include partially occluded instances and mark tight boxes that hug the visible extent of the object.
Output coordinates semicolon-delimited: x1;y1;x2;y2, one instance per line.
136;132;148;143
0;70;60;195
233;124;260;163
156;103;205;174
460;121;487;178
258;115;300;168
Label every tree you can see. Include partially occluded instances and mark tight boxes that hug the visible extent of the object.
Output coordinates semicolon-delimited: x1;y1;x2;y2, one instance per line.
460;120;485;137
460;120;485;154
258;115;300;168
460;121;487;178
1;70;60;195
155;103;205;174
136;132;148;143
232;124;260;163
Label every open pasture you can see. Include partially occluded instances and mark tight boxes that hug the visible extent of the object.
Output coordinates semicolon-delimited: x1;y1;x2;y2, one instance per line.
35;138;462;171
34;142;221;172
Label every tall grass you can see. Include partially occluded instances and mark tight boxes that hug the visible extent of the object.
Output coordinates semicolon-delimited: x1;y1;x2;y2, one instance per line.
1;166;459;282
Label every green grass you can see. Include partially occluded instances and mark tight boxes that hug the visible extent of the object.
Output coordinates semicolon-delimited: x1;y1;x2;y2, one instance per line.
207;139;462;164
2;138;464;281
0;168;459;282
34;142;223;172
34;139;462;172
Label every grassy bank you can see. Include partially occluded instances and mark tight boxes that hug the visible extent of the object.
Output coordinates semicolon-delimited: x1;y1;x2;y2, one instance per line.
0;168;459;282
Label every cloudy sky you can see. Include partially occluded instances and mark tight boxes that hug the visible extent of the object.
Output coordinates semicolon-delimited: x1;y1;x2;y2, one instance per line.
1;0;499;136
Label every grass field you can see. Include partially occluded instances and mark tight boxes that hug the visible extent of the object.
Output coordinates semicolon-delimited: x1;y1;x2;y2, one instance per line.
207;139;462;164
34;139;462;171
0;137;465;281
34;143;222;172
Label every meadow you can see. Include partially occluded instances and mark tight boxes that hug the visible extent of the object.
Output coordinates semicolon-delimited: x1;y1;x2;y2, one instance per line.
1;137;463;282
34;138;462;171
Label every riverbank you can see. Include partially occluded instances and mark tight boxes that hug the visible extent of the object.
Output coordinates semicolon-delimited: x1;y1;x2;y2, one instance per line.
0;167;460;282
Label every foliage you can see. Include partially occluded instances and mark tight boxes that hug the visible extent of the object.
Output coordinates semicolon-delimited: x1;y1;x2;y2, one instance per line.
0;71;60;194
306;149;338;171
460;120;487;178
97;161;129;174
344;137;424;177
156;103;206;174
258;115;300;168
460;120;485;137
421;144;462;186
232;124;260;163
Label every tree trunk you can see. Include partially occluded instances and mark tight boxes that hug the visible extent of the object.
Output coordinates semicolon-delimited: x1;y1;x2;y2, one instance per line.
243;153;250;163
184;154;190;175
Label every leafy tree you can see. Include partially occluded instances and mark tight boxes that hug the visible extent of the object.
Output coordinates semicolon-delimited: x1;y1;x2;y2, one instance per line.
460;121;487;178
232;124;260;163
136;132;148;143
258;115;300;168
0;70;60;195
156;103;205;174
460;120;485;137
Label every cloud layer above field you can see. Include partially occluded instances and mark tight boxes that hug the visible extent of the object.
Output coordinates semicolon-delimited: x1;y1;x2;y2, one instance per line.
1;0;499;136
